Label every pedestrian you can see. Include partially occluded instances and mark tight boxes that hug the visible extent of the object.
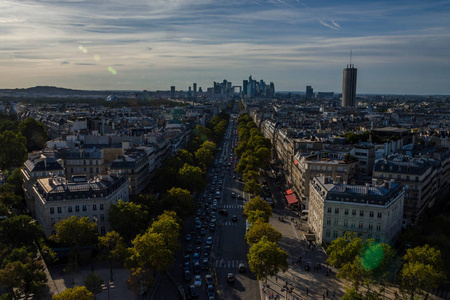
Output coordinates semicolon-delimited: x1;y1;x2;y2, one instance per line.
276;276;278;283
323;292;325;300
333;291;336;298
299;256;302;263
306;287;309;295
326;290;329;296
271;292;274;298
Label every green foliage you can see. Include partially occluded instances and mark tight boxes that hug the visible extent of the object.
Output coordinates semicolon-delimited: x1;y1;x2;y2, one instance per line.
175;149;194;166
108;200;148;242
243;196;272;220
327;232;364;269
400;245;447;299
162;188;195;218
245;221;282;244
247;236;289;283
6;168;24;196
149;211;181;253
0;215;43;249
52;286;94;300
178;163;205;192
97;231;129;281
244;179;261;196
126;267;153;296
84;272;103;295
247;210;270;224
18;117;48;152
0;130;27;169
195;147;214;169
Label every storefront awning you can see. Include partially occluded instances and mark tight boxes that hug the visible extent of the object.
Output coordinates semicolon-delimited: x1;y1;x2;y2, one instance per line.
286;193;298;204
286;189;293;195
294;160;298;165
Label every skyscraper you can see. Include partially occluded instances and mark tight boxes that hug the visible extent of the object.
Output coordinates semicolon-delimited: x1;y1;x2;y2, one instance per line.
306;86;314;99
170;86;175;99
193;83;197;97
342;64;357;107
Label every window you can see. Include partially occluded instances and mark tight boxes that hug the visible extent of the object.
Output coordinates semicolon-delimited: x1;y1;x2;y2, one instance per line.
369;222;373;230
326;230;330;237
375;236;380;243
343;219;348;227
327;207;332;213
334;218;339;226
57;207;62;214
377;212;382;219
359;221;364;229
93;204;97;211
360;210;364;217
344;209;349;215
50;207;54;214
101;226;106;236
333;231;338;238
100;214;105;221
50;218;55;225
376;223;381;231
369;211;374;217
75;205;80;212
82;205;87;212
335;208;339;214
352;209;356;216
100;204;104;210
326;218;331;226
351;220;355;228
68;206;72;213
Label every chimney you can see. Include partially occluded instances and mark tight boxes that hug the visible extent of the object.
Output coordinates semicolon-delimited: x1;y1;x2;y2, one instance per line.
384;180;389;189
389;179;395;189
364;183;370;194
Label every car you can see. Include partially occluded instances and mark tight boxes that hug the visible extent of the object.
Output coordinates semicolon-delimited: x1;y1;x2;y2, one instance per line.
185;234;192;241
205;274;214;286
196;237;202;244
209;224;215;232
206;237;213;245
195;223;202;230
238;263;246;273
201;259;209;270
219;209;228;216
211;216;217;223
203;252;209;259
227;273;235;283
238;177;243;181
200;213;206;220
193;252;199;263
200;228;206;236
238;195;242;200
186;244;193;254
194;275;202;287
207;285;215;297
194;262;201;274
232;215;237;222
184;270;192;281
184;254;190;262
204;245;211;253
196;210;201;216
184;261;190;271
212;205;217;211
188;285;199;298
231;192;236;198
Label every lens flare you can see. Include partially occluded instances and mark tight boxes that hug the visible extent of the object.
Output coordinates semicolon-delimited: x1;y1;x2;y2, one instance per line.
94;55;100;61
78;45;88;53
361;243;384;270
108;67;117;75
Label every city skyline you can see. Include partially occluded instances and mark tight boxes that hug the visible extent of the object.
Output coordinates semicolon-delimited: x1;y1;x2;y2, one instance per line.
1;0;450;95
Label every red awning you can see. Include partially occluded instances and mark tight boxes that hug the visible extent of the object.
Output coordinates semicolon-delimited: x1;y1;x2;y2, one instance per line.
286;189;293;195
286;193;298;204
294;160;298;165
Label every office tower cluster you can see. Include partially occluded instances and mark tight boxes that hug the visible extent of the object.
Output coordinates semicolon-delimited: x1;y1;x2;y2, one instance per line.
243;75;275;97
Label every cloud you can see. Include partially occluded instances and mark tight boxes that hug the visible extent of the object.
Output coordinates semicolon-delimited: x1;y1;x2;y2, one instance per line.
60;61;70;65
319;20;341;30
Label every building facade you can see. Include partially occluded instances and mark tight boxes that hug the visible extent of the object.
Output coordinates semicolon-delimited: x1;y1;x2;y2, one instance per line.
308;176;404;245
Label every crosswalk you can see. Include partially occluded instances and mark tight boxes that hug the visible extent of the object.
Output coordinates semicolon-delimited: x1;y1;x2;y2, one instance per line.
213;259;243;269
221;221;238;227
221;204;244;209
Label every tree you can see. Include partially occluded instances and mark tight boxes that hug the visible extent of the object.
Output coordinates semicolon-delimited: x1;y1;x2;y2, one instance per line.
0;130;27;169
18;117;48;152
200;140;217;154
149;211;181;253
0;248;48;299
245;221;282;244
0;215;43;249
247;209;270;224
195;147;214;168
126;267;153;296
108;200;148;242
6;167;24;196
98;231;128;281
84;272;103;296
51;216;98;272
327;232;364;269
400;245;447;300
163;187;196;218
244;179;261;195
178;163;205;193
247;236;289;284
243;196;272;220
175;149;194;166
52;286;94;300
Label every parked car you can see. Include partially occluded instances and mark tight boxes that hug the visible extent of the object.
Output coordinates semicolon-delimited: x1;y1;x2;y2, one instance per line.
184;270;192;281
194;275;202;287
238;263;246;273
188;285;199;298
227;273;235;283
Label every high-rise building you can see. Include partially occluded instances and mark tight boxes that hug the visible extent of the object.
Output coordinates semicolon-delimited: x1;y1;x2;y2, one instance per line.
170;86;175;98
306;86;314;99
193;83;197;97
342;64;357;107
243;80;248;96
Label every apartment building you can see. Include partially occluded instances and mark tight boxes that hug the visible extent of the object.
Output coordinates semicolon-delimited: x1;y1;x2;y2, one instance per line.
308;176;404;245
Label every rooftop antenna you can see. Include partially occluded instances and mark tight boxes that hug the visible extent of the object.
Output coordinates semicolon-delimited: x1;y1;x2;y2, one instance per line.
350;49;352;67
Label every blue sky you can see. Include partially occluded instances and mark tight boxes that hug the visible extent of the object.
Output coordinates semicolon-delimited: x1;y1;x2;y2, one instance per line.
1;0;449;94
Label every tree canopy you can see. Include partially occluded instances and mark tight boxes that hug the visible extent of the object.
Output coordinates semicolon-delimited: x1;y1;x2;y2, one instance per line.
18;117;48;152
243;196;272;220
52;286;94;300
246;221;282;244
108;200;148;242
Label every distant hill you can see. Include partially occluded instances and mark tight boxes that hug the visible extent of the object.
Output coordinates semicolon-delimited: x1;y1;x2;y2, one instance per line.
0;86;136;99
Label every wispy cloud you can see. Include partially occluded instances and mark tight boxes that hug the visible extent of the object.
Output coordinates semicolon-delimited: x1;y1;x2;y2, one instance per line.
319;20;341;30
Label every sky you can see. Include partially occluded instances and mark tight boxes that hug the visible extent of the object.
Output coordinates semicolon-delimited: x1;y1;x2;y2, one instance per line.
1;0;450;95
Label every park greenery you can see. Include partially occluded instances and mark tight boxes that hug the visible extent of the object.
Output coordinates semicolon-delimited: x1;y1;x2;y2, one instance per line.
52;285;94;300
326;233;447;300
